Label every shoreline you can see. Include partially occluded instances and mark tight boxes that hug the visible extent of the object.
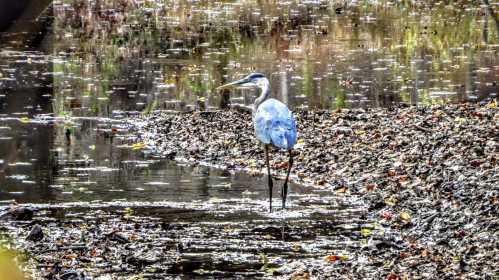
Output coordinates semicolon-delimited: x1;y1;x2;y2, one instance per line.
1;103;497;279
133;104;497;190
130;103;498;277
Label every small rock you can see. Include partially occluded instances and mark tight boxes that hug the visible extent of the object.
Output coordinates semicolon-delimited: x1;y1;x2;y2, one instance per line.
26;224;43;242
106;231;129;244
60;270;89;280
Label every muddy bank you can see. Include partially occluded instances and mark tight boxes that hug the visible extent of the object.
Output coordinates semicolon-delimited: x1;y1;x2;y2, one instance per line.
129;104;498;278
2;195;367;279
0;104;497;279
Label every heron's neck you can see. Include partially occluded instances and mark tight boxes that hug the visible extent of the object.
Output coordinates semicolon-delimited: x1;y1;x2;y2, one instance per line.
253;78;270;113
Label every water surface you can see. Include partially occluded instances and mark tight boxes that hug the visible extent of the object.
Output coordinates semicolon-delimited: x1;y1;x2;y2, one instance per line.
0;0;497;205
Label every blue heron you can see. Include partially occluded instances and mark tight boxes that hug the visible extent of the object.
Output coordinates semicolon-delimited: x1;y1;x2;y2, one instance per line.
217;73;297;212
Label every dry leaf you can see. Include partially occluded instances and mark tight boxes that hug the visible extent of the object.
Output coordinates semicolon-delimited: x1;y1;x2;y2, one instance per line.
361;228;371;237
399;211;411;222
131;142;145;150
324;255;338;262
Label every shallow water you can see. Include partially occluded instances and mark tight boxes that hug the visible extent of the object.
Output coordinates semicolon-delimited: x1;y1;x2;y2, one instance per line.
1;1;497;205
0;111;308;204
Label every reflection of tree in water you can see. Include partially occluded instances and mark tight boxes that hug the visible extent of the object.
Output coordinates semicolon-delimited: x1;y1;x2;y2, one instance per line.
0;89;55;203
50;0;497;114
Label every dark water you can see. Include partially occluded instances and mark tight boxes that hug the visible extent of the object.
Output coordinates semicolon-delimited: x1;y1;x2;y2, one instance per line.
0;108;299;204
0;0;497;204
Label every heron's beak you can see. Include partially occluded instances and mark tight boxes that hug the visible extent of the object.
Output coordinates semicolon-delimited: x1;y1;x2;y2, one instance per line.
216;78;250;91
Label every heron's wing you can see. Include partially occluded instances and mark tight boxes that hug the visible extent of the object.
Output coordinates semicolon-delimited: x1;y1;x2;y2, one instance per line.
254;109;272;145
254;99;297;150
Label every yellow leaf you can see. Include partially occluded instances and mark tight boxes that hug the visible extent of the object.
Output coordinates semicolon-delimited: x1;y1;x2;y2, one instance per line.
336;187;347;193
291;244;301;252
361;228;371;237
262;234;273;239
487;99;497;109
131;143;145;150
248;167;258;176
339;255;348;261
19;117;30;124
223;225;234;232
400;211;411;222
384;197;398;206
123;207;134;219
89;145;96;150
355;130;366;136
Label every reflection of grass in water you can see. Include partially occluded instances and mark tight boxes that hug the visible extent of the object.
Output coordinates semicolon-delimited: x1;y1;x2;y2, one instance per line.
0;236;26;280
327;77;345;109
302;59;313;97
50;1;496;111
142;99;158;115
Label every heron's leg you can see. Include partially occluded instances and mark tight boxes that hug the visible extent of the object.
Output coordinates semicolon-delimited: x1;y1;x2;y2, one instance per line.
265;144;273;213
282;150;294;209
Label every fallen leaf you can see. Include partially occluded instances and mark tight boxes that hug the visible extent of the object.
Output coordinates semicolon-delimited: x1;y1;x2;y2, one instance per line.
399;211;411;222
385;197;398;206
366;184;376;191
487;99;497;109
421;249;429;257
291;244;301;252
386;273;400;280
63;253;77;260
381;211;393;220
324;255;338;262
355;129;366;136
290;272;310;280
273;161;289;169
129;234;140;241
131;143;145;150
336;186;347;193
397;175;408;183
361;228;371;237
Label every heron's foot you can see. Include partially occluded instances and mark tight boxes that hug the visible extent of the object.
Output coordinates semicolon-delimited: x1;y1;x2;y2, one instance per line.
282;181;288;209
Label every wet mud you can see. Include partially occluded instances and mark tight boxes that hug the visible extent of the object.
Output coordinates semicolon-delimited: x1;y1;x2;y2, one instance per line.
129;103;498;279
1;104;498;279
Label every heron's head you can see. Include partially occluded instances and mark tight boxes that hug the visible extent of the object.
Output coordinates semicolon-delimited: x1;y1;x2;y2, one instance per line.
217;73;268;91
